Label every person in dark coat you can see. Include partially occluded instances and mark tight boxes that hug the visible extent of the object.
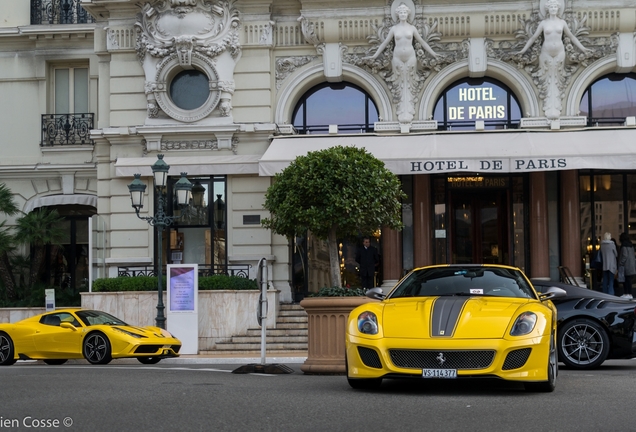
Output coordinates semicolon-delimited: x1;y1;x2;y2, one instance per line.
356;237;379;289
618;232;636;299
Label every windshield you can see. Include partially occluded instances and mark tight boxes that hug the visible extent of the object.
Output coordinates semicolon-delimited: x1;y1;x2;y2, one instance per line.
76;310;128;326
389;266;536;300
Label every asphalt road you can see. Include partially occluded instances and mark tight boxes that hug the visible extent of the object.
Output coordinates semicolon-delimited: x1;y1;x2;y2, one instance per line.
1;359;635;432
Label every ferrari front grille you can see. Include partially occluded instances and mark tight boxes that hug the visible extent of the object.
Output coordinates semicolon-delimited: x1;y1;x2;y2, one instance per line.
502;348;531;370
389;349;495;370
134;345;162;354
358;347;382;369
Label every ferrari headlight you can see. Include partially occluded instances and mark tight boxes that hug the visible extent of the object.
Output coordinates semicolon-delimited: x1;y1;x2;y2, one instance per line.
113;327;145;339
357;311;378;335
160;329;174;338
510;312;537;336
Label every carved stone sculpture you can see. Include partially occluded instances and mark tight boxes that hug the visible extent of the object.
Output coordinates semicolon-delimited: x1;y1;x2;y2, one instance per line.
365;1;438;123
517;0;592;119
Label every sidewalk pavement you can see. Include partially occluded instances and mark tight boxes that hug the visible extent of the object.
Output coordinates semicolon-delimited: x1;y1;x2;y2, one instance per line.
162;351;308;365
21;351;309;366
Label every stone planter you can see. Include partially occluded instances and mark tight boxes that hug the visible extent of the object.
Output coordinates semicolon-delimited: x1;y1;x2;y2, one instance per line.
299;296;377;374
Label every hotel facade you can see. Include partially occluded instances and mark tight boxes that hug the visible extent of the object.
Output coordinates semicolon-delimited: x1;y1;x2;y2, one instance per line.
1;0;635;303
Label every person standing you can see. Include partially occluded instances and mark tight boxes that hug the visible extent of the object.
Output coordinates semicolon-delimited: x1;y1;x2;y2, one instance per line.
600;232;617;295
618;232;635;299
356;237;379;289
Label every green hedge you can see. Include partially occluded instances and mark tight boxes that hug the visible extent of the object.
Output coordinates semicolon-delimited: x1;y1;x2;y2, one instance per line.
309;286;366;297
92;275;257;292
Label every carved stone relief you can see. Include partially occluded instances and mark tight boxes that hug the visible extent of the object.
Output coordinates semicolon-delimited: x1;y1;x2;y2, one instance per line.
345;1;456;123
135;0;242;123
142;137;240;154
276;0;619;125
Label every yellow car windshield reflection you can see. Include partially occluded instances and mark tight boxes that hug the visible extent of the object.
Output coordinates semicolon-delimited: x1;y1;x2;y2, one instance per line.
389;266;536;299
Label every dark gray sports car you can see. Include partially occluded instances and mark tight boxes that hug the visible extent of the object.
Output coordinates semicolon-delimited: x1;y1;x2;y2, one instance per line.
531;279;636;370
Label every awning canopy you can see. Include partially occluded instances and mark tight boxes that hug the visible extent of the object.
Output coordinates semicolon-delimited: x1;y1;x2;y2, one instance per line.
115;155;260;177
23;194;97;213
259;128;636;176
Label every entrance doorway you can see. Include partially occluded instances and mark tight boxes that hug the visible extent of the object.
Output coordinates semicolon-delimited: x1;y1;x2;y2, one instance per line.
451;190;509;264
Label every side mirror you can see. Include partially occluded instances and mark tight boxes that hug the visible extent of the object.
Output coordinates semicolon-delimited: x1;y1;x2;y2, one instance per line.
366;287;385;300
539;287;567;301
60;322;77;331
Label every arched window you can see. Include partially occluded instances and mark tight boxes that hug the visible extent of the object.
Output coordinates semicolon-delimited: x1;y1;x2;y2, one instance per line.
433;78;522;130
292;82;379;134
579;73;636;126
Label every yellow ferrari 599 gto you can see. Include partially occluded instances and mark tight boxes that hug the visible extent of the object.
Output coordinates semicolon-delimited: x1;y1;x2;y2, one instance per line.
0;309;181;366
346;265;566;392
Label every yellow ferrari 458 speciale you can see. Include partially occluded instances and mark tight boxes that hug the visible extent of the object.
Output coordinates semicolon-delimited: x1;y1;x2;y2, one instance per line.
346;264;566;392
0;309;181;366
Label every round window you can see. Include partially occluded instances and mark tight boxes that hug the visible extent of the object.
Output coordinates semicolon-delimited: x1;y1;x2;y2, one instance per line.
169;70;210;111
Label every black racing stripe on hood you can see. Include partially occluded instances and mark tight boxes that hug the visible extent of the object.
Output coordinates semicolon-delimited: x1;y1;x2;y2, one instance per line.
431;297;469;337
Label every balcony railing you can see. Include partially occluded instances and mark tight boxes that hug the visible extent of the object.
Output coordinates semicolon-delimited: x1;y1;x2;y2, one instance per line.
41;113;94;146
31;0;95;25
118;264;251;279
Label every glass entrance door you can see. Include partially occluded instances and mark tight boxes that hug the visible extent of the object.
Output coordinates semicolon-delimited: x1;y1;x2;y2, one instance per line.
451;191;508;264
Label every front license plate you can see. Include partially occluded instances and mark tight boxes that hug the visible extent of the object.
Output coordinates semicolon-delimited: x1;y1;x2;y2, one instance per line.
422;368;457;379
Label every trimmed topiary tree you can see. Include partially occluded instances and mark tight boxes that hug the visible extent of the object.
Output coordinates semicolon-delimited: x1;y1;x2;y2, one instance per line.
262;145;405;287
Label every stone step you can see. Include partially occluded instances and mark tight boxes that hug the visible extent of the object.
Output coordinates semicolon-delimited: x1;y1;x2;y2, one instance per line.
211;303;308;353
277;309;307;317
229;335;308;344
274;322;308;330
214;342;308;351
276;316;308;324
199;349;308;356
244;328;307;337
279;303;305;310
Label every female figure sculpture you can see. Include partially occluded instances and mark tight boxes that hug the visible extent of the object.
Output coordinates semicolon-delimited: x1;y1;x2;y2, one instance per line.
367;2;438;123
518;0;592;119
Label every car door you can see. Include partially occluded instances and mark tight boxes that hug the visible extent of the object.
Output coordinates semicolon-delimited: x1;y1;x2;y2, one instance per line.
33;312;83;358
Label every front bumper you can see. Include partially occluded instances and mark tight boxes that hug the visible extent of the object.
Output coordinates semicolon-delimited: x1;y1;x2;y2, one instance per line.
111;337;182;359
346;334;551;382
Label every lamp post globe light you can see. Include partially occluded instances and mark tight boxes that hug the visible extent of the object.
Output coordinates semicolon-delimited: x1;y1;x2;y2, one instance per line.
127;154;193;329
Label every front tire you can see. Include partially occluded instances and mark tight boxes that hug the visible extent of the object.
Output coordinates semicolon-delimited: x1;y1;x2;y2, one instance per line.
345;353;382;390
43;359;68;365
137;357;162;365
83;332;112;365
558;318;609;370
525;333;557;392
0;332;17;366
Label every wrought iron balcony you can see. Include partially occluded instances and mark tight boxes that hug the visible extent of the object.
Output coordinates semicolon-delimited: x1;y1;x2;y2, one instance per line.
41;113;94;146
31;0;95;25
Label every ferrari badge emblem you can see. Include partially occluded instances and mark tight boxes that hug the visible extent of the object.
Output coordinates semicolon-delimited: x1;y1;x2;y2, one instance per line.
436;352;446;366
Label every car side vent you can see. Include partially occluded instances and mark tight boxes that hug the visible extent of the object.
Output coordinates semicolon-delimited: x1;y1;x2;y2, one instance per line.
358;347;383;369
502;348;531;370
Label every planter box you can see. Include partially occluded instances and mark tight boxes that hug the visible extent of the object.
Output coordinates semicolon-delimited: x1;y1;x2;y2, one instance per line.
299;296;377;374
80;290;279;351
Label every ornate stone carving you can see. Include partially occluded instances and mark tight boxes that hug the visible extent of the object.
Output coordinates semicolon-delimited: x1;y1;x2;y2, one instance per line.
346;0;452;124
275;56;318;89
160;136;239;154
298;16;323;49
499;0;609;120
162;139;217;150
259;21;276;46
135;0;242;123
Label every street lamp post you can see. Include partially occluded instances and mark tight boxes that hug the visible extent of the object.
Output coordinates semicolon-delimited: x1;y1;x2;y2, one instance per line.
127;154;192;329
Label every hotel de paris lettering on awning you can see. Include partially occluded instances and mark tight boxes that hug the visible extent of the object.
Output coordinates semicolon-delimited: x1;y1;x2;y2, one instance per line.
259;128;636;176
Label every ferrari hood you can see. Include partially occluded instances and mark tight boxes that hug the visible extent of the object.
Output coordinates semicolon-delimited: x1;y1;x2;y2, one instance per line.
382;296;531;339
